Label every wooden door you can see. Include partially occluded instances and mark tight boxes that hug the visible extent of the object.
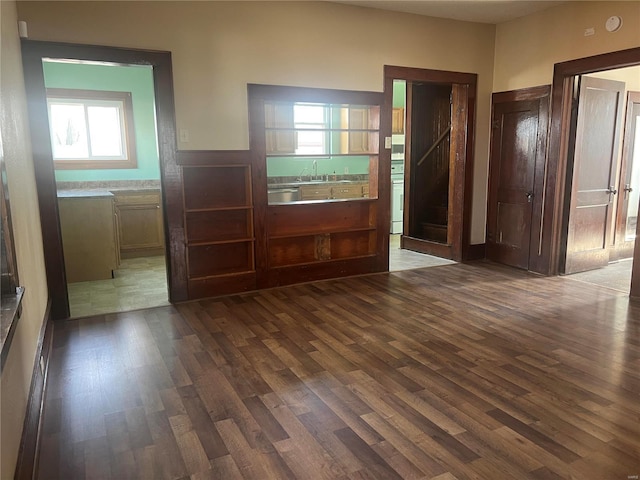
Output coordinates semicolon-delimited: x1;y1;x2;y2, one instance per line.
487;92;548;269
614;92;640;259
564;76;625;274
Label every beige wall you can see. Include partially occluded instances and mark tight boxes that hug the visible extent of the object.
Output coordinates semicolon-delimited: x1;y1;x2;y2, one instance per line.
16;1;496;244
494;1;640;92
0;1;49;478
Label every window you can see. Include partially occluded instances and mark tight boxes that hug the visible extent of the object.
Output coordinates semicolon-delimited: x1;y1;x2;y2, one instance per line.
46;89;137;169
294;104;328;155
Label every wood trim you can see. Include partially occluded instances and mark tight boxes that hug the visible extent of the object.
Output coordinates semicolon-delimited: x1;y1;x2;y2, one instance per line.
492;85;551;104
177;150;251;166
21;40;186;319
14;299;53;480
465;243;486;261
613;91;640;260
384;65;477;262
385;65;477;86
632;222;640;300
401;236;452;258
547;47;640;280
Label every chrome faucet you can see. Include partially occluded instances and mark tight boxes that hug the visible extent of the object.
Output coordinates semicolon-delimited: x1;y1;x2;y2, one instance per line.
297;167;308;182
312;159;318;179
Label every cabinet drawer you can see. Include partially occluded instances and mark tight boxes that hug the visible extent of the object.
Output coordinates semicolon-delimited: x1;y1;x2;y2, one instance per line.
300;185;332;200
331;184;363;199
113;193;160;205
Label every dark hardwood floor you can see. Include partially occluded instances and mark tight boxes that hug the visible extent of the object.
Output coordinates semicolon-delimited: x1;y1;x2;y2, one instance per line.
38;262;640;479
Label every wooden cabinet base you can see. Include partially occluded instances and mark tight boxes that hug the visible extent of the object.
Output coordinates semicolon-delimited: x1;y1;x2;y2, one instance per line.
58;197;118;283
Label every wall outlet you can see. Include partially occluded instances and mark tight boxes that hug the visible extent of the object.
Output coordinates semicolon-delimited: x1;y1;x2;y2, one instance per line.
344;167;349;174
584;27;595;36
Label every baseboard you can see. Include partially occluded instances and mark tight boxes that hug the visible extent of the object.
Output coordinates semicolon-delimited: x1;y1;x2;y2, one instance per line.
464;243;486;261
14;298;53;480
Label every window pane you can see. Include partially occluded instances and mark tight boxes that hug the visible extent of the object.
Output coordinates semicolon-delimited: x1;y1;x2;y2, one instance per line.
49;103;89;159
87;105;124;157
294;104;324;125
296;131;325;155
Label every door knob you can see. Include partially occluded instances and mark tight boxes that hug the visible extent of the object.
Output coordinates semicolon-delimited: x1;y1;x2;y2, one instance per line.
607;186;618;195
526;192;534;203
624;184;633;193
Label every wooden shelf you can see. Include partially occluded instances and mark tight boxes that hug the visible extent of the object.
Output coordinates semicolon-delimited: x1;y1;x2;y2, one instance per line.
269;254;376;270
184;205;252;213
189;269;257;281
268;227;374;241
187;237;255;247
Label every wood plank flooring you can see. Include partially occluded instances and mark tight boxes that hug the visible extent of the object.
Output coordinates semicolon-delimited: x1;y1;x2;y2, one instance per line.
38;262;640;479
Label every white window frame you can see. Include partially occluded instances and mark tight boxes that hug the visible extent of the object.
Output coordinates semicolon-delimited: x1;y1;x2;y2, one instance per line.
46;88;137;170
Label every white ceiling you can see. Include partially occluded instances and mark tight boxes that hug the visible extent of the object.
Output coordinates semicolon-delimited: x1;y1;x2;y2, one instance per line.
332;1;567;24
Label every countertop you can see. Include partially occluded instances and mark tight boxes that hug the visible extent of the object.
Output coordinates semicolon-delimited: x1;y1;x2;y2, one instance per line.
56;180;161;198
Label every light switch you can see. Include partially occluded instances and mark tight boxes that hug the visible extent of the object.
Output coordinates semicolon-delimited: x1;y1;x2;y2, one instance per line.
179;129;189;143
385;136;392;149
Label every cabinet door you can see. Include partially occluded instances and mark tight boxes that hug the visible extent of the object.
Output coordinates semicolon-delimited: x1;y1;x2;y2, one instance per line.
59;197;117;282
116;203;165;254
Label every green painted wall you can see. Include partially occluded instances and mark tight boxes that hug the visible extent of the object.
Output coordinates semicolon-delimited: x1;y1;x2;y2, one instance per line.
43;61;160;182
267;156;370;177
393;80;406;108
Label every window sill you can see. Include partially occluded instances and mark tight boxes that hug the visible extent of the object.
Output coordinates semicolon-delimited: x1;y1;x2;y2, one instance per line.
1;286;25;370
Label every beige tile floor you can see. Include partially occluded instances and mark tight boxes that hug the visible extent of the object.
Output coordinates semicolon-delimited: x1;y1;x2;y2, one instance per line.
67;256;169;318
68;240;455;317
388;234;456;271
565;258;632;293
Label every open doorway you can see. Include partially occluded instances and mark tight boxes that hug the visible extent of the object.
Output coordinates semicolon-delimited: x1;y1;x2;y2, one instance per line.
546;46;640;298
21;40;186;320
42;59;169;317
561;65;640;294
384;66;476;266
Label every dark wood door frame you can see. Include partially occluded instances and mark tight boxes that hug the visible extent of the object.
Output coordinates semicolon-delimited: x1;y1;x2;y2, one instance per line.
546;46;640;298
383;65;477;262
488;85;550;272
21;40;187;320
614;91;640;260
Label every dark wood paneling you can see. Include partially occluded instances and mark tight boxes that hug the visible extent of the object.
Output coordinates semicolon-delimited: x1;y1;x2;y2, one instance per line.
186;210;252;244
188;242;254;278
21;40;185;318
14;300;53;480
269;235;318;267
264;256;378;287
188;272;257;299
183;166;250;210
465;243;486;261
177;150;251;166
267;201;375;237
